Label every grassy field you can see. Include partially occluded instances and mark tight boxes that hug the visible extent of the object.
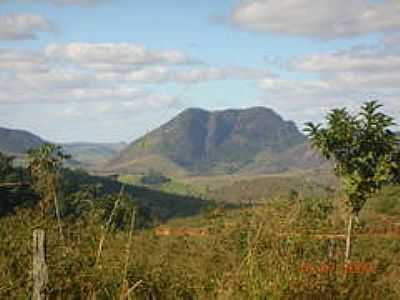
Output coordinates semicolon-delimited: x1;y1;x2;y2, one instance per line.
120;170;338;204
1;195;399;299
119;174;207;197
1;172;399;299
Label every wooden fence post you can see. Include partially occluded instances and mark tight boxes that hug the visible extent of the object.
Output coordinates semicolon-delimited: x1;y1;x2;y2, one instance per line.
328;238;336;259
33;229;48;300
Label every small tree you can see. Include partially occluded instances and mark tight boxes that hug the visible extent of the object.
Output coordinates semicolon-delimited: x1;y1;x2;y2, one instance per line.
28;144;70;238
304;101;400;262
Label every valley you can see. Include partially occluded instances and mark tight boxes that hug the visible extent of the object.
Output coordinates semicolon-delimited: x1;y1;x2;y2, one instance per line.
1;104;399;299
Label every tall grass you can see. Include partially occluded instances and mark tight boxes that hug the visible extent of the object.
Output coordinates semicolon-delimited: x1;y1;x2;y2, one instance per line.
0;195;399;299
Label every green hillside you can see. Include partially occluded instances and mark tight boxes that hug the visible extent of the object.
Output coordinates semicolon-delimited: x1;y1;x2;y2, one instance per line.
1;130;399;299
107;107;323;176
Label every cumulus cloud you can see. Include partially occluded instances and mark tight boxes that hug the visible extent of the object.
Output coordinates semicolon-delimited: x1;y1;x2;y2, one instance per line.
94;66;273;84
0;43;271;115
291;48;400;89
36;42;271;84
0;48;49;72
173;66;273;83
259;79;366;118
230;0;400;39
258;45;400;124
292;51;400;73
0;13;54;40
45;43;194;70
258;77;400;127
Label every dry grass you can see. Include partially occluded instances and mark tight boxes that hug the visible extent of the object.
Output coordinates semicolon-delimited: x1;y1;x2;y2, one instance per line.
1;195;399;299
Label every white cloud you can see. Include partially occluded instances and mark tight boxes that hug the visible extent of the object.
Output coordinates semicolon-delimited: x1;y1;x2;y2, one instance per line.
45;43;194;70
56;93;179;121
259;78;351;113
292;52;400;74
258;77;400;126
0;48;48;72
124;66;170;83
0;44;271;116
383;33;400;49
0;46;165;105
174;67;226;82
95;66;273;84
258;45;400;125
231;0;400;39
291;48;400;90
0;13;53;40
173;66;273;83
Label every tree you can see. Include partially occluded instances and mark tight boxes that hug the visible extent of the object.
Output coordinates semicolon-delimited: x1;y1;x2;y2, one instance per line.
0;152;15;182
0;152;37;215
304;101;400;262
27;144;70;238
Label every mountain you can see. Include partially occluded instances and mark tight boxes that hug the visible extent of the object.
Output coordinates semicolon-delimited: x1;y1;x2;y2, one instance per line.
63;142;127;167
107;107;323;176
0;127;45;156
0;127;126;168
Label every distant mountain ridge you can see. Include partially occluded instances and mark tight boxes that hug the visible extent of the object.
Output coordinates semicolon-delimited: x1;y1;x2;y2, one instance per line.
0;127;126;167
0;127;45;156
108;107;324;176
63;142;127;167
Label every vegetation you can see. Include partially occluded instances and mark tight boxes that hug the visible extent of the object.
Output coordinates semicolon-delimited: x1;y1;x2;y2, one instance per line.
305;101;400;262
140;169;171;185
0;152;36;216
0;101;399;298
28;144;70;216
1;194;399;299
107;107;316;176
0;152;16;182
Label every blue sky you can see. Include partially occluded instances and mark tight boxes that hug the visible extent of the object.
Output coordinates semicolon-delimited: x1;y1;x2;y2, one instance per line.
1;0;400;142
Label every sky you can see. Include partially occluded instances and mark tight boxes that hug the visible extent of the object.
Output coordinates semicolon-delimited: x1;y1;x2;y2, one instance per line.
1;0;400;143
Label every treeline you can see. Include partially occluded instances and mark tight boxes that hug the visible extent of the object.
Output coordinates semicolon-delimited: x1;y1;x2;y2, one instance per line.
0;144;213;227
0;152;36;215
